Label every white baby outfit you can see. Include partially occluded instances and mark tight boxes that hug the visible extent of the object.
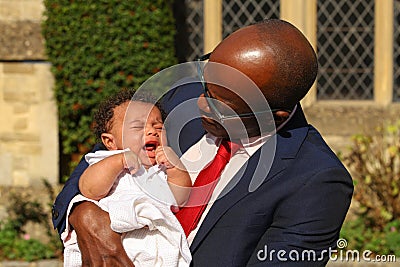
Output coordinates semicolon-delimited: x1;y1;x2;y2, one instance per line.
62;149;191;267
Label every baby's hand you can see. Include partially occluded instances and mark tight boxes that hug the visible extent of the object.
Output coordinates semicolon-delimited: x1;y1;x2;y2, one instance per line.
155;146;183;170
123;150;141;174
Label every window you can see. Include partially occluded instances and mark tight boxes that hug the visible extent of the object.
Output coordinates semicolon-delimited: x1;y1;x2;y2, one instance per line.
394;0;400;102
184;0;204;61
223;0;279;38
317;0;375;100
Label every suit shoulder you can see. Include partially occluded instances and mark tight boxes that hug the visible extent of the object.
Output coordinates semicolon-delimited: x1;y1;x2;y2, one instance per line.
302;125;348;170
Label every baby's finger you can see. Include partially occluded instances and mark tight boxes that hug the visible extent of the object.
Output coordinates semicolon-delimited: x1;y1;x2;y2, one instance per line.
159;156;175;169
155;146;164;155
156;152;165;165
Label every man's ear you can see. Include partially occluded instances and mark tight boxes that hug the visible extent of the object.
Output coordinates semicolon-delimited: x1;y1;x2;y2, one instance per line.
101;133;118;150
273;110;290;126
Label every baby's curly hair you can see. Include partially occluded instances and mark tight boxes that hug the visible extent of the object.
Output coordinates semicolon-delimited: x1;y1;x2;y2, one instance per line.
93;88;163;142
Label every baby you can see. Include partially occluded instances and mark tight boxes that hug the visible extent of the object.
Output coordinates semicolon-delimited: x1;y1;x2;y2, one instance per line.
62;89;192;267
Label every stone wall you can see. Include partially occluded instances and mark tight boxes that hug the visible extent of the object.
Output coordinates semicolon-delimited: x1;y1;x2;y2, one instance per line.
0;0;58;186
0;0;46;60
303;102;400;154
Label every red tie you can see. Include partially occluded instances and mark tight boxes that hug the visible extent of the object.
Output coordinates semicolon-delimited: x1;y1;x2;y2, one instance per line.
175;140;241;236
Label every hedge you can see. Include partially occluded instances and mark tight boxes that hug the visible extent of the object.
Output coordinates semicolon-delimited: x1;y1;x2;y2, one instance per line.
42;0;177;178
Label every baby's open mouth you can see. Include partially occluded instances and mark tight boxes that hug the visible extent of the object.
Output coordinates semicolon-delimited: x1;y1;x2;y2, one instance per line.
144;141;159;156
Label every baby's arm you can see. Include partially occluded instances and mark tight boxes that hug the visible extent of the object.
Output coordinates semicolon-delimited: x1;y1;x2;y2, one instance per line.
155;146;192;207
79;151;140;201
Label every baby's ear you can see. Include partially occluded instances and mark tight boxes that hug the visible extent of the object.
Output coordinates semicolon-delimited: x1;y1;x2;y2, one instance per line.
101;133;118;150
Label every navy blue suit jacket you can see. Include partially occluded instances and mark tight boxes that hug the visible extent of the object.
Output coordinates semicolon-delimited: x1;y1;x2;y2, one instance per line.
52;81;353;266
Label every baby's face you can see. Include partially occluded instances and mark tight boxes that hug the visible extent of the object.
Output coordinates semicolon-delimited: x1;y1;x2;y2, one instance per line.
110;101;165;168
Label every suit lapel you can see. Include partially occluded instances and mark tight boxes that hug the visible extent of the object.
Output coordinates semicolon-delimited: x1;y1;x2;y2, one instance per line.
190;107;309;252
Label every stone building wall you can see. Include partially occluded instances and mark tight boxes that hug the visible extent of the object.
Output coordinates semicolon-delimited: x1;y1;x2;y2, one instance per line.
0;0;58;186
304;103;400;154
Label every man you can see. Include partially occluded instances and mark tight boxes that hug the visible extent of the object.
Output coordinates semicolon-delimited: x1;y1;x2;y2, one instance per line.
52;19;353;266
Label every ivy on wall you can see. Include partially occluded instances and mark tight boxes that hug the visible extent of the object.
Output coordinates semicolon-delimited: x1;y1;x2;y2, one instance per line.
42;0;177;177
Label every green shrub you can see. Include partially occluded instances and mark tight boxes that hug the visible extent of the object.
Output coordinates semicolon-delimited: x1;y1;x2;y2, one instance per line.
340;217;400;256
0;220;55;262
0;180;63;261
42;0;177;178
341;120;400;256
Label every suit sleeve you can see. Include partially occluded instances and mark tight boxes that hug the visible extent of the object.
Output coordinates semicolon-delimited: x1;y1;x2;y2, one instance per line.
51;143;104;235
246;167;353;266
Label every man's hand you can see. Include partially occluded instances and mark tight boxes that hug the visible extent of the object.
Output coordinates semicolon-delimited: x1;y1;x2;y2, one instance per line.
69;201;134;267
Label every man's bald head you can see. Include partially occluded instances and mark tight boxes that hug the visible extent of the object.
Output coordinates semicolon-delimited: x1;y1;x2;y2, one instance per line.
210;19;318;110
